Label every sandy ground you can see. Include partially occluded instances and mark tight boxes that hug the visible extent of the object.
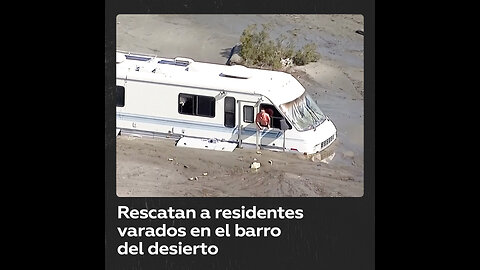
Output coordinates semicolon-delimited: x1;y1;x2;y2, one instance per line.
115;14;364;197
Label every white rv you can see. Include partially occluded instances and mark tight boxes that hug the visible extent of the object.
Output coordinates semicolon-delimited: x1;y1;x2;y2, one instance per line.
115;50;337;154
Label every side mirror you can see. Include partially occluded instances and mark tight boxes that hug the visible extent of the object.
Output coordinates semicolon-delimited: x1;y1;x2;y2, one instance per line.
279;119;289;131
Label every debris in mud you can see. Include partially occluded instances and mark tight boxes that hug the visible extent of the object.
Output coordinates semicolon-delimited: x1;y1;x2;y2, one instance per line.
251;162;261;169
168;158;174;161
280;58;293;68
355;29;364;35
194;176;199;181
228;53;244;66
320;152;336;164
268;160;273;165
256;150;262;155
184;165;189;168
329;191;343;197
226;43;243;66
188;177;194;181
203;172;208;176
343;151;354;159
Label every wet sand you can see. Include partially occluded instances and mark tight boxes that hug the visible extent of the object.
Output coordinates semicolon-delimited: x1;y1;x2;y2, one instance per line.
115;14;364;197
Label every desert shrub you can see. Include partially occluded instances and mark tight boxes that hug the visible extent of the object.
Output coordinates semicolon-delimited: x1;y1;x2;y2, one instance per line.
293;43;320;66
239;24;319;70
240;24;279;68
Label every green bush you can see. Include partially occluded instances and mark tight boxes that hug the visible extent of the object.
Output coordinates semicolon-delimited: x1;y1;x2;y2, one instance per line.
293;43;320;66
239;24;320;70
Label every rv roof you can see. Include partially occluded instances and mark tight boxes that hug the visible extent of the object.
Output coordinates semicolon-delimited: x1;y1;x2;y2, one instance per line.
116;51;306;105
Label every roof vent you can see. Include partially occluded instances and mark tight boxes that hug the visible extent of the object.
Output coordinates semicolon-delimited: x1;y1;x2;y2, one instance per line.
219;73;248;79
158;57;194;67
174;57;194;65
220;65;252;79
125;55;152;61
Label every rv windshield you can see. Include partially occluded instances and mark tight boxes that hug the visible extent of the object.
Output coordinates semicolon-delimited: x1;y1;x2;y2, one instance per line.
279;92;326;131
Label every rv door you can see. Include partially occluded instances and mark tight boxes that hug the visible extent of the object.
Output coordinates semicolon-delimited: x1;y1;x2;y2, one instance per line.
237;101;257;147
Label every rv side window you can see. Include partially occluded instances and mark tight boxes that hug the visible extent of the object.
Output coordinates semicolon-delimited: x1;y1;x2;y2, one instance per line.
196;95;215;117
243;106;254;123
178;94;195;115
224;97;235;128
178;94;215;118
116;86;125;107
260;104;292;129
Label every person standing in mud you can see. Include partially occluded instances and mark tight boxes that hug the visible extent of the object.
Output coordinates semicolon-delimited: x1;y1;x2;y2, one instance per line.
256;108;271;130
